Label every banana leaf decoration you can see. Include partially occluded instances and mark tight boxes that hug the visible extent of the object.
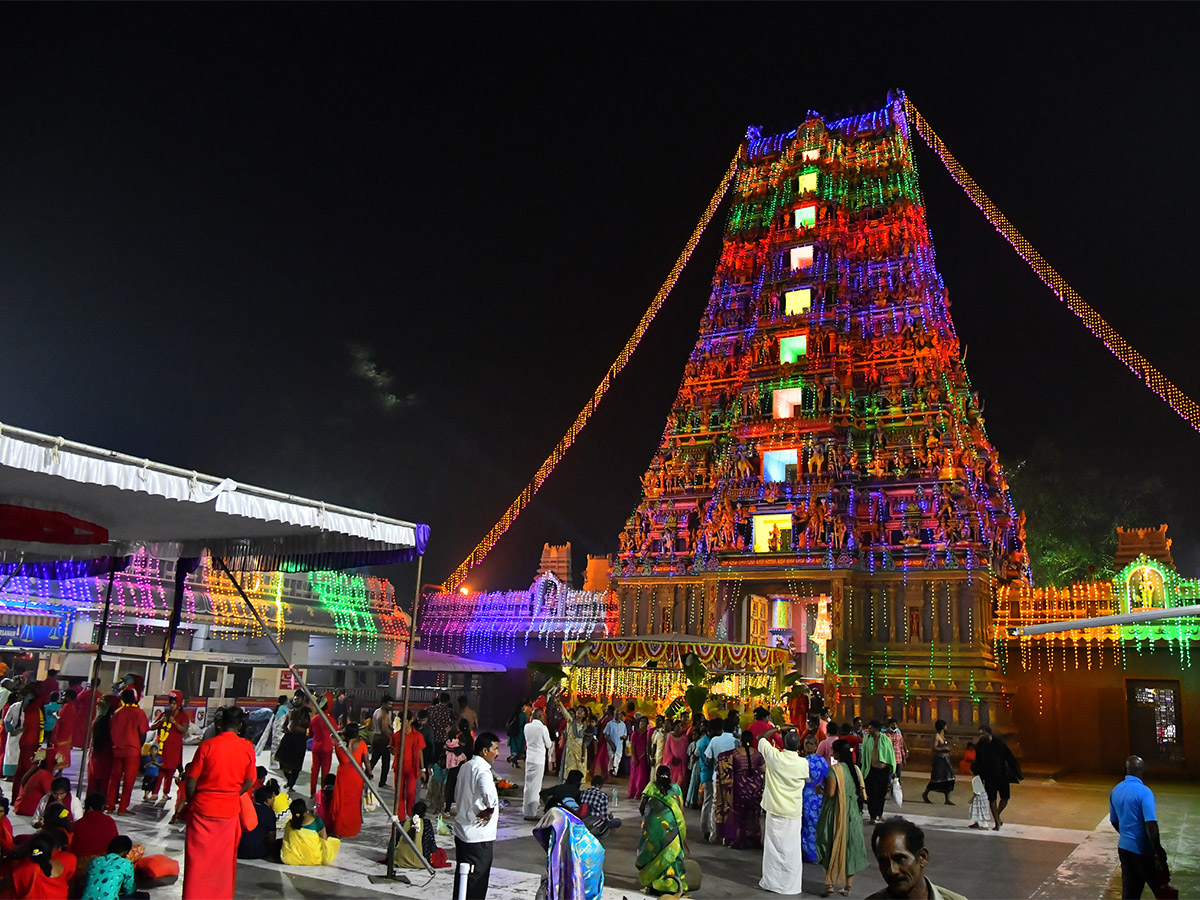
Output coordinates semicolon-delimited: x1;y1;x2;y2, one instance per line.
682;652;709;722
747;662;813;702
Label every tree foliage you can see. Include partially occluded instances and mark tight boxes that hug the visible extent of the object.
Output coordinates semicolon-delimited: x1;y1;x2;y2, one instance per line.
1008;439;1172;587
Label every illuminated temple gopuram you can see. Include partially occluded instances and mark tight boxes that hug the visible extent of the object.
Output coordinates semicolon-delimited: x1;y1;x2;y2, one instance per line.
614;94;1032;733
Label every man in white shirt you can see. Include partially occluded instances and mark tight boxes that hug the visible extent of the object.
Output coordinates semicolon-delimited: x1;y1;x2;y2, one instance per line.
603;715;628;777
523;709;552;820
757;724;811;894
452;732;500;900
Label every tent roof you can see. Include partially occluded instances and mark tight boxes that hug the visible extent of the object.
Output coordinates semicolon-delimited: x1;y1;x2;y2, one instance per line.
0;424;427;573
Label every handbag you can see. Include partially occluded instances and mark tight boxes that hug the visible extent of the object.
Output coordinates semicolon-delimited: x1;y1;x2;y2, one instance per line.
238;792;258;831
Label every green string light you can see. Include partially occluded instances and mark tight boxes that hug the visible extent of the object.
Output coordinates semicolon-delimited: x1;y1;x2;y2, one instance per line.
309;571;379;652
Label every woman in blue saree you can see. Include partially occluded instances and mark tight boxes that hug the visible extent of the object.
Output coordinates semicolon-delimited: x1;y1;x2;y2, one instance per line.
533;805;605;900
801;732;830;862
637;765;689;894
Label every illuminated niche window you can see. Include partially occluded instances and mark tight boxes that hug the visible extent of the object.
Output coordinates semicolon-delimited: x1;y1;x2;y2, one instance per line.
772;386;806;419
753;513;793;552
779;334;808;364
794;205;817;229
762;448;799;482
784;287;812;316
801;148;820;162
789;245;814;272
797;170;818;194
1126;566;1166;612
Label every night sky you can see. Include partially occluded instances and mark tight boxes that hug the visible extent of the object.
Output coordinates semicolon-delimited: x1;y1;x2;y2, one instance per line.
2;5;1198;592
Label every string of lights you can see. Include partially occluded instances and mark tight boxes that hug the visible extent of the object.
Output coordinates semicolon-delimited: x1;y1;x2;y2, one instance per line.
906;97;1200;434
441;151;742;592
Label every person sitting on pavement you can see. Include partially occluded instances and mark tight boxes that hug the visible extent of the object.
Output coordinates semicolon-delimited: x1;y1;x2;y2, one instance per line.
67;794;118;859
14;757;55;817
865;817;968;900
33;777;85;825
79;835;152;900
579;775;622;830
540;769;584;812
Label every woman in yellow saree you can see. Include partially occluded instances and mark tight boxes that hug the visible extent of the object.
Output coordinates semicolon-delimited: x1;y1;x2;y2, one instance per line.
637;765;689;895
280;798;341;866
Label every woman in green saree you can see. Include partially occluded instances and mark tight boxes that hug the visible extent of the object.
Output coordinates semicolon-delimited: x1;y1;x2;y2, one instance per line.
816;739;868;897
637;764;689;895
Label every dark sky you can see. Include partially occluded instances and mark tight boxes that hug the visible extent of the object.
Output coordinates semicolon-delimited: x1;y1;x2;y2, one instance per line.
2;5;1198;590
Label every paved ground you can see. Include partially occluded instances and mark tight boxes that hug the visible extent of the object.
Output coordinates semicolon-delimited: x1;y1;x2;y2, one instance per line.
36;741;1197;898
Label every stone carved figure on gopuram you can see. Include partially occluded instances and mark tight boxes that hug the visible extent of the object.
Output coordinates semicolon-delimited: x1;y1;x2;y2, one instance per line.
613;94;1030;727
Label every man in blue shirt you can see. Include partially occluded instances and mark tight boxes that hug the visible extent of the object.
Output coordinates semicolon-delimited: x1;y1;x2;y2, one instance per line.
1109;755;1167;899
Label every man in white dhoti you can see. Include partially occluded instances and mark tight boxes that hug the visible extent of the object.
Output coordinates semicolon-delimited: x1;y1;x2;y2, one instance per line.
522;709;552;820
603;714;628;776
758;724;811;894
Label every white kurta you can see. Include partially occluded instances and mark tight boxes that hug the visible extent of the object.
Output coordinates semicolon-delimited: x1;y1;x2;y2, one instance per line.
759;811;805;894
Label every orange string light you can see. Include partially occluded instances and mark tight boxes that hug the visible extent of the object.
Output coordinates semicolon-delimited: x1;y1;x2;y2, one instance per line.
441;151;741;591
905;98;1200;434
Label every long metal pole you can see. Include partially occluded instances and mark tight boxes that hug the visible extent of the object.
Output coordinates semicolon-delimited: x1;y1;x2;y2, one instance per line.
386;556;423;880
76;567;117;800
1009;604;1200;636
214;557;432;874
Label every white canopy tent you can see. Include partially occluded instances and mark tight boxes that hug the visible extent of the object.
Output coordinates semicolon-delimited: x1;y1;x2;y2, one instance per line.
0;422;433;872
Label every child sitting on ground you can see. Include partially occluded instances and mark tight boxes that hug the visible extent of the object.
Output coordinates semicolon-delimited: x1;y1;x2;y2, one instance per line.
313;775;335;823
265;778;291;828
79;834;151;900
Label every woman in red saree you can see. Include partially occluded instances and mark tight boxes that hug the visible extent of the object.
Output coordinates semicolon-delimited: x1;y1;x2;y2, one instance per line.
328;723;368;838
182;706;256;900
391;714;426;820
13;688;45;792
627;716;651;799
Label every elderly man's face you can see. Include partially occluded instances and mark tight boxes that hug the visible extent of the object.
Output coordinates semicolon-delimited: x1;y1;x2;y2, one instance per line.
874;830;928;898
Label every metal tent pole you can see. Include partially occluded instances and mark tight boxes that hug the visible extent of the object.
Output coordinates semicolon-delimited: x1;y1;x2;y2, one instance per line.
76;567;117;800
214;557;432;874
386;556;422;879
1008;603;1200;636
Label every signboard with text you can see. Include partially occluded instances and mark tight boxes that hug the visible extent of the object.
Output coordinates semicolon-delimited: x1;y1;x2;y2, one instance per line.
0;618;69;650
279;668;303;691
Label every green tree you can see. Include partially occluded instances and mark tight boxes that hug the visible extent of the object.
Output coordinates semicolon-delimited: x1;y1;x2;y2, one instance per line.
1008;439;1172;587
